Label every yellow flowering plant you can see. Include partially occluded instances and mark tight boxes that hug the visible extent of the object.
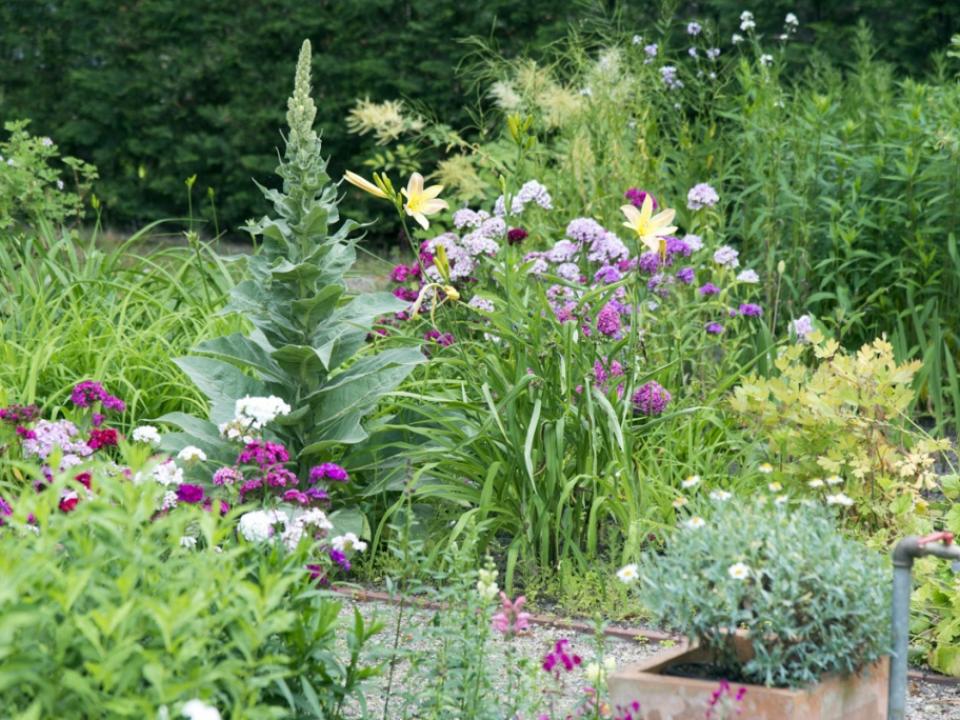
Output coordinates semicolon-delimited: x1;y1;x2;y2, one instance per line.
729;332;949;537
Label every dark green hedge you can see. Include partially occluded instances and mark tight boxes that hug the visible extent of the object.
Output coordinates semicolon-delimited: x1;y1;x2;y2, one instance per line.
1;1;956;232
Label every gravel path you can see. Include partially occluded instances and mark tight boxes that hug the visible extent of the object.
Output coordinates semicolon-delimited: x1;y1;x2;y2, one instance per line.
336;598;960;719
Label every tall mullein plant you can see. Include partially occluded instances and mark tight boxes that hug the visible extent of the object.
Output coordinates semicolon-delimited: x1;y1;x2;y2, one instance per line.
163;40;421;467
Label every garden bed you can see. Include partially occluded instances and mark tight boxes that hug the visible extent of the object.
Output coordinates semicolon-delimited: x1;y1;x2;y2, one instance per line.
337;598;960;720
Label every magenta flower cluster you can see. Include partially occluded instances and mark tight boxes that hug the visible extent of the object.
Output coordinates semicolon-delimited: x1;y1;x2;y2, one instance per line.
70;380;125;413
632;381;672;416
541;638;582;677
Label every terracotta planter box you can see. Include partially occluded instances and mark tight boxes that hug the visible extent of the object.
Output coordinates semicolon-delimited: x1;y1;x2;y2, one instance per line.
608;634;889;720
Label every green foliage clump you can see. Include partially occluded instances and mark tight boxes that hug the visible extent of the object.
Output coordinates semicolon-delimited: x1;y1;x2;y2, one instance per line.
0;469;381;718
0;120;96;230
729;332;948;535
634;500;890;688
165;41;422;469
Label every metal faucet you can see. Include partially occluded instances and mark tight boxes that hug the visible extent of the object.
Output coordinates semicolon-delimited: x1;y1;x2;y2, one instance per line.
889;531;960;720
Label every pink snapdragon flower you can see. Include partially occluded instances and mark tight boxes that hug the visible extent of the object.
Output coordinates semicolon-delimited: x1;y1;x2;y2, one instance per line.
491;592;532;637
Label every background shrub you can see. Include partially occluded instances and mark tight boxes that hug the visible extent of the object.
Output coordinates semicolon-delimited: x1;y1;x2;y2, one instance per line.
0;1;956;230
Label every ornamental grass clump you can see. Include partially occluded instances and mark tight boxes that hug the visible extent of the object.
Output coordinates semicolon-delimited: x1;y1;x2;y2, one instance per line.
623;500;889;688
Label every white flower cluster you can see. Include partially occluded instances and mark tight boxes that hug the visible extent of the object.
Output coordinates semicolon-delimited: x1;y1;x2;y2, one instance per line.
181;699;221;720
131;425;162;445
152;460;184;487
177;445;207;464
331;532;367;554
740;11;756;32
234;395;291;430
239;507;335;551
476;567;499;600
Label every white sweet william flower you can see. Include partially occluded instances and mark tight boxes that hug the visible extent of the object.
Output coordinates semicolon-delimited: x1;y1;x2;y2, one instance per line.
682;475;701;489
152;460;183;487
181;699;221;720
177;446;207;464
234;395;292;430
616;563;639;584
331;532;368;553
785;12;799;27
760;54;774;67
131;425;162;445
736;269;760;283
740;11;756;31
732;33;744;44
826;493;854;507
728;562;751;580
239;509;287;543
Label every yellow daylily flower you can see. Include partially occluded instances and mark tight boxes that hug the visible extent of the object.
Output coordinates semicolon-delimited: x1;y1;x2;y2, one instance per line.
343;170;389;199
402;172;448;229
621;194;677;256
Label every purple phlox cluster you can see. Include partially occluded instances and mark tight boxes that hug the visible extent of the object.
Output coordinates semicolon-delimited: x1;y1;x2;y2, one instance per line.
637;251;662;274
461;217;506;256
565;217;607;246
546;239;580;264
698;282;721;296
676;266;696;284
706;322;725;335
424;232;475;281
542;638;582;676
712;245;740;269
637;237;691;276
494;180;553;217
21;419;94;469
661;66;683;90
682;233;704;251
665;236;692;257
687;182;720;210
586;231;629;264
0;404;39;424
790;314;814;341
644;43;658;61
632;381;672;416
624;188;657;210
593;357;627;399
706;680;747;719
594;265;622;284
452;207;491;230
468;295;495;313
523;252;549;276
555;262;582;283
553;301;579;324
647;272;675;295
738;303;763;317
424;329;455;347
70;380;125;413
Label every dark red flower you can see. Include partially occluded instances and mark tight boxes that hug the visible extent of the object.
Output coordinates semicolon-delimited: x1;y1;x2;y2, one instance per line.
88;427;119;450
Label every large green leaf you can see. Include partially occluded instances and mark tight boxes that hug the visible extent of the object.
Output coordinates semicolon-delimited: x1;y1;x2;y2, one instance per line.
174;356;267;425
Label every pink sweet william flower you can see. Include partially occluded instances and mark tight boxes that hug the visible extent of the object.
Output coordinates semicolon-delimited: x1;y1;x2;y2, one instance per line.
491;592;532;637
176;483;205;504
309;463;349;483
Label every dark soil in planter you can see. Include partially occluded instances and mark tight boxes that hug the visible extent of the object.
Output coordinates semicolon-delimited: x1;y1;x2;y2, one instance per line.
661;661;756;686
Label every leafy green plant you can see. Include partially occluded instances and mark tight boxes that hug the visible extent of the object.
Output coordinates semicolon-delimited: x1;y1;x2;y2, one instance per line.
626;499;890;688
0;119;97;231
0;465;381;718
164;40;423;470
729;332;949;537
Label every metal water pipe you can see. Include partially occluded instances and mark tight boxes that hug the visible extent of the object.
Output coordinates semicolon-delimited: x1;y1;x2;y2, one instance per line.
889;531;960;720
